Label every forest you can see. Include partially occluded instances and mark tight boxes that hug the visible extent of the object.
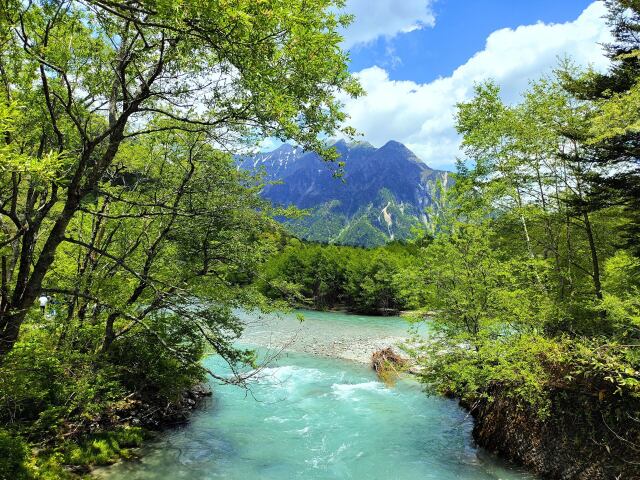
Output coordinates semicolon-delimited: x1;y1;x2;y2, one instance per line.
260;1;640;472
0;1;360;477
0;0;639;478
257;239;427;314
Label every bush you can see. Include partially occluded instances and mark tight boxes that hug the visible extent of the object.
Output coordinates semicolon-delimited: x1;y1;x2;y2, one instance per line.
418;333;561;416
109;317;205;403
0;335;123;438
0;430;30;480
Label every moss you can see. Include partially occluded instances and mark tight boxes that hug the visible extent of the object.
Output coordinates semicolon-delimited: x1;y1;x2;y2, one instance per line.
6;427;148;480
27;453;75;480
61;427;146;467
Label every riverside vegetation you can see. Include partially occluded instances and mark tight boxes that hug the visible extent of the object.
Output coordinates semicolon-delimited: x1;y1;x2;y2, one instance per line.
260;2;640;477
0;0;639;479
257;239;428;314
0;0;361;478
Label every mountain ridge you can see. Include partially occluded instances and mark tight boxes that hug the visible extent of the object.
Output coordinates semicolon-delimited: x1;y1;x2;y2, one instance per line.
239;140;452;246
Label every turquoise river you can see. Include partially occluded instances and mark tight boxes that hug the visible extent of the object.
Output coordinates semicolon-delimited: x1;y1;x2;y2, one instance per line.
97;310;535;480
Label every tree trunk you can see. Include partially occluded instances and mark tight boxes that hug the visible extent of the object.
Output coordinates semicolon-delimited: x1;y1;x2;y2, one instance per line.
101;312;118;353
0;192;82;358
582;210;603;301
0;312;22;357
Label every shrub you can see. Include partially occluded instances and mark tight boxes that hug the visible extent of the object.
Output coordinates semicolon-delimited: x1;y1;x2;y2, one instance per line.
0;430;30;480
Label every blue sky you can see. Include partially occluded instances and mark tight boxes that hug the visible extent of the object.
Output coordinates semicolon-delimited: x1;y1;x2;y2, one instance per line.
334;1;611;170
349;0;595;83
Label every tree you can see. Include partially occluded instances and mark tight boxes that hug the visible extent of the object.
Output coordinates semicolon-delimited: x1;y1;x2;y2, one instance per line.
0;0;361;357
412;67;640;442
456;79;612;330
257;239;418;314
560;0;640;251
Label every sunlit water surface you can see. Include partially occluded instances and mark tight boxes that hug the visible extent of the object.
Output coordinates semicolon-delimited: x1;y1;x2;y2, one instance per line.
98;311;534;480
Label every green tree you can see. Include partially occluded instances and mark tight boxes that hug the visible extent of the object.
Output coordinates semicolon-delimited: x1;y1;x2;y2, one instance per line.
456;78;616;331
413;49;640;425
257;239;419;314
0;0;361;356
560;0;640;251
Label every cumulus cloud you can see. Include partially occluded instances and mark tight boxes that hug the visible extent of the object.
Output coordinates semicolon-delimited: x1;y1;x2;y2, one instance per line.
341;1;613;170
341;0;435;48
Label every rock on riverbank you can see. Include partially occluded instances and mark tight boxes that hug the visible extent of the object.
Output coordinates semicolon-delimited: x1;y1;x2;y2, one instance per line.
81;383;213;442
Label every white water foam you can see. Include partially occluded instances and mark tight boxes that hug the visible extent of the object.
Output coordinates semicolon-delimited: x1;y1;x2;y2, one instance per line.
254;365;325;387
264;416;289;424
331;381;388;400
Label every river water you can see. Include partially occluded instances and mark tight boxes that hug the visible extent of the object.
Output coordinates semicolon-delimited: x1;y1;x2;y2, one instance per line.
98;310;534;480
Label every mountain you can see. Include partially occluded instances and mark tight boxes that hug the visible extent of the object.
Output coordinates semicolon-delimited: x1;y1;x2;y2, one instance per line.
238;140;452;247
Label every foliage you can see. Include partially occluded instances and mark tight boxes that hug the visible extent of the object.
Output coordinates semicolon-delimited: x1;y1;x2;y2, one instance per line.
408;30;640;428
559;0;640;252
284;194;424;248
0;0;360;354
0;0;358;475
0;429;30;480
257;239;424;314
60;427;145;467
418;333;562;415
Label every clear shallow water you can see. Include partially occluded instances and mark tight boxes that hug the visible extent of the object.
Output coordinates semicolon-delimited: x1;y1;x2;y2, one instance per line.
236;308;421;362
237;308;417;341
99;312;533;480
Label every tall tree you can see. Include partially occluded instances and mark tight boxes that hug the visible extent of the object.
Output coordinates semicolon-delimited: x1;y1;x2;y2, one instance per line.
561;0;640;251
0;0;361;356
456;79;608;319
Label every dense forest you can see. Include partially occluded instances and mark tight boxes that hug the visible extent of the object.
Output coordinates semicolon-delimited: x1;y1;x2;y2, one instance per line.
258;1;640;476
0;1;360;478
1;0;639;478
257;239;428;314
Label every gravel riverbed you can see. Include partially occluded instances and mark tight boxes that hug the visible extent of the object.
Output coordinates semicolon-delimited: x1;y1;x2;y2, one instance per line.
237;309;414;364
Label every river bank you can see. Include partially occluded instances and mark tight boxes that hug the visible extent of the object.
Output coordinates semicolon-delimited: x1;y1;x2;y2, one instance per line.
236;309;418;364
96;340;532;480
110;383;213;431
467;385;640;480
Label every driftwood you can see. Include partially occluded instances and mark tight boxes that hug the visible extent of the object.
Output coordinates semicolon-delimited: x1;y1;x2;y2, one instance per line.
371;347;407;385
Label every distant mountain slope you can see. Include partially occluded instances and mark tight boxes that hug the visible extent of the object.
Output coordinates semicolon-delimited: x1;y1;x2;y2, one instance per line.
238;140;452;246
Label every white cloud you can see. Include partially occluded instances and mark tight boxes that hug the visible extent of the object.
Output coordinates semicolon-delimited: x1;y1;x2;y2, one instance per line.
341;0;435;48
257;137;284;152
341;1;613;170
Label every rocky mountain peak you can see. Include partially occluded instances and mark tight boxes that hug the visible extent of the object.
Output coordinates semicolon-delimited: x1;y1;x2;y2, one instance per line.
239;140;452;246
